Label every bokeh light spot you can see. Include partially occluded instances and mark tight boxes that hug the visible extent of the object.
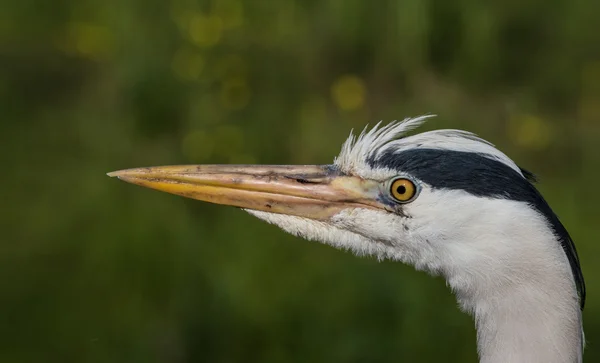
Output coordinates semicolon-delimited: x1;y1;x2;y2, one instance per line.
189;14;223;47
220;78;251;110
331;75;366;111
67;23;114;60
508;114;554;150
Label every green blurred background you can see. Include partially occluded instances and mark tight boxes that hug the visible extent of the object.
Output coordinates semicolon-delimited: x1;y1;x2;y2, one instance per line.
2;0;600;362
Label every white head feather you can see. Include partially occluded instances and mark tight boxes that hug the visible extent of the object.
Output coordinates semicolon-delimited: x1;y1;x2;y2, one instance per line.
334;115;523;180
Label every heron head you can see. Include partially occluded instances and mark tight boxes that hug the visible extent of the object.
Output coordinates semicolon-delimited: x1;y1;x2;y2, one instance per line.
109;116;584;310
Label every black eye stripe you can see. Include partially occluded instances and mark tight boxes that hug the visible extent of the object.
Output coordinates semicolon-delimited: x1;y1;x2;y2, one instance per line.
368;148;586;310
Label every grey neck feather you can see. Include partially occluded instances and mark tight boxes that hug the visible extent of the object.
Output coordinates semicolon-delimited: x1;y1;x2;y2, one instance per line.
451;233;583;363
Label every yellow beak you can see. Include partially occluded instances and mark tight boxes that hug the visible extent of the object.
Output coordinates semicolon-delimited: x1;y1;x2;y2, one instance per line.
108;165;387;220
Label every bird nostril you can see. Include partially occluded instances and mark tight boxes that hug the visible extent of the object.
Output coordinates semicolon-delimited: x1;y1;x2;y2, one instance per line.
293;178;320;184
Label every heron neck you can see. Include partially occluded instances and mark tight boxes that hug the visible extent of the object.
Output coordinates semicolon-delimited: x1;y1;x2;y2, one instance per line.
473;290;582;363
453;240;583;363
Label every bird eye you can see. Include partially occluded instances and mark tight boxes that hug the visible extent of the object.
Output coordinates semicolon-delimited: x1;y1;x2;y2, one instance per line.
389;178;417;202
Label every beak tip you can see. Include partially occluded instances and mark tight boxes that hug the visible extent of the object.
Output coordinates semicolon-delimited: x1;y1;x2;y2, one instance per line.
108;168;140;178
107;169;134;179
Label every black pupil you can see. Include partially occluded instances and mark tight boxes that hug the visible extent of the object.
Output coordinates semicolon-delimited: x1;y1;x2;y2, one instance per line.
396;185;406;195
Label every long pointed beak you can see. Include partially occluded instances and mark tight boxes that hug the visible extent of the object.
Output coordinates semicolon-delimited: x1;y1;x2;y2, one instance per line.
108;165;386;220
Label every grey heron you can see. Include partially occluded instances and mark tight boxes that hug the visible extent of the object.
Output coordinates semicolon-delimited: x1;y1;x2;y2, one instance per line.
109;116;585;363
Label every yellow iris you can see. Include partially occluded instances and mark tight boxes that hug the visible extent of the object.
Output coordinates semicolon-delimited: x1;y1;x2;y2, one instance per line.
390;178;417;202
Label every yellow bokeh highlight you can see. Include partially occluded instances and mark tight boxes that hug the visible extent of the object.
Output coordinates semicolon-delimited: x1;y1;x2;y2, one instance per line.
66;23;114;60
171;48;205;81
189;13;223;47
181;130;216;162
331;75;366;111
220;78;251;110
508;114;554;150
